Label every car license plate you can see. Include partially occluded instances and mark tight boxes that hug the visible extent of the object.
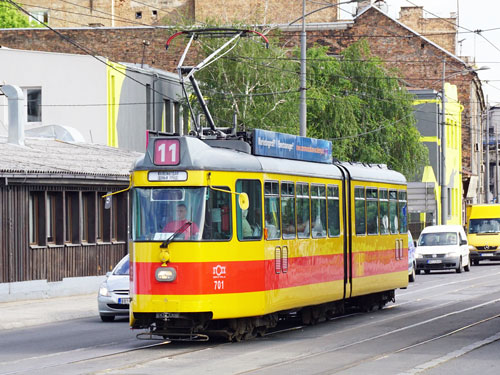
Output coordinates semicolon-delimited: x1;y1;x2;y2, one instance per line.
481;253;494;257
118;298;130;304
427;259;442;264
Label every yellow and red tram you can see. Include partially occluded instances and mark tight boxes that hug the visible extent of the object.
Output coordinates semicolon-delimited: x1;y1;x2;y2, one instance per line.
129;132;408;341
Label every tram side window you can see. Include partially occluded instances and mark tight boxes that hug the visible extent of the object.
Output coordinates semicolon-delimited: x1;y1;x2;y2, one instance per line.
398;190;407;233
236;180;262;241
327;185;341;237
297;183;310;239
379;189;389;234
202;187;231;240
355;187;366;235
389;190;398;234
281;182;295;239
311;184;326;238
366;188;379;235
264;181;281;240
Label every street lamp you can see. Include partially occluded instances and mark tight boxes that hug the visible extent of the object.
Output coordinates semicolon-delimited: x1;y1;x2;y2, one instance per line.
440;63;489;224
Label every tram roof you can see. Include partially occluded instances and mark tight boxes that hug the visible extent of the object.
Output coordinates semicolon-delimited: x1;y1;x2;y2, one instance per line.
135;136;406;185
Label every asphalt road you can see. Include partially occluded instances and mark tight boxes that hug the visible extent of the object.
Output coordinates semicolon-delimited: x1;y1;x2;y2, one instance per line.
2;262;500;375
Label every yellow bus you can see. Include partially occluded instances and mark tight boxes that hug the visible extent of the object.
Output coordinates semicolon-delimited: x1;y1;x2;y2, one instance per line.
466;204;500;265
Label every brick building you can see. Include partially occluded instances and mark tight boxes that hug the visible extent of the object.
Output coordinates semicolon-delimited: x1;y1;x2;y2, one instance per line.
20;0;337;28
0;1;486;204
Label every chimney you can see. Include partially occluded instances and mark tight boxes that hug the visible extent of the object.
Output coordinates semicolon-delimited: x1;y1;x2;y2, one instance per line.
1;85;25;146
374;0;388;13
356;0;373;15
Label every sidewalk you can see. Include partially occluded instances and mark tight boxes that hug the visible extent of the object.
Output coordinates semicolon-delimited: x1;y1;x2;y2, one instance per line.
0;293;98;330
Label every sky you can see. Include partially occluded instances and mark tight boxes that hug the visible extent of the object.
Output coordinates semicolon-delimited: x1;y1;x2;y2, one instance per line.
339;0;500;105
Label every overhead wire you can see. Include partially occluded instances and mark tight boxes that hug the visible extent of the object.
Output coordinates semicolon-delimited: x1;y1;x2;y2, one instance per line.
6;0;180;103
6;0;493;137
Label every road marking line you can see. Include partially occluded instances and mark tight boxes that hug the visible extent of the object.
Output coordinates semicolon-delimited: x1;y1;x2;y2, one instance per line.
398;331;500;375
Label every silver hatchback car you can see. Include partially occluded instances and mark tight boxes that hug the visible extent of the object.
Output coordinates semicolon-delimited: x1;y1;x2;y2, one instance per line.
98;254;130;322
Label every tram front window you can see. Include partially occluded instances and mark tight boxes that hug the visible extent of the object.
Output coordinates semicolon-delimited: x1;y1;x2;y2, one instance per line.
132;187;231;241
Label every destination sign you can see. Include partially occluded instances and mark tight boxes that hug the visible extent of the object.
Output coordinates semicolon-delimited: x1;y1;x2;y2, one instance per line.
253;129;332;164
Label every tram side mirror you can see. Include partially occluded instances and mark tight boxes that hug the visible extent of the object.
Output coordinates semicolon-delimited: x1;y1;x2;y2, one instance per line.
238;192;249;210
104;194;112;209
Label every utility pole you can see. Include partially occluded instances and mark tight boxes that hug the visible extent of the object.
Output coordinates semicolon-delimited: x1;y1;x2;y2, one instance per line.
441;61;448;225
299;0;307;137
496;108;499;202
485;103;490;203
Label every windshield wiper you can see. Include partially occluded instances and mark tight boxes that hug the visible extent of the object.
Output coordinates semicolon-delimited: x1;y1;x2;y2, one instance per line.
160;221;192;248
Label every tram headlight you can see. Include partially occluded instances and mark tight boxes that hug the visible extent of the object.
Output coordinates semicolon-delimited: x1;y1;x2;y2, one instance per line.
155;267;177;282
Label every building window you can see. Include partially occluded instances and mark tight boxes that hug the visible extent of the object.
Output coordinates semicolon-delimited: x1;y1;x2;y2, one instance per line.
135;11;142;19
46;193;57;243
82;192;96;243
65;192;80;244
152;10;158;17
146;84;152;130
29;10;49;24
25;88;42;123
29;192;42;245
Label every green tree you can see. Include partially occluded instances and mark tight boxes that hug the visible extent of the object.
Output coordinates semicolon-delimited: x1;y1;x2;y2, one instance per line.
188;29;426;178
306;41;427;178
192;29;300;134
0;1;38;28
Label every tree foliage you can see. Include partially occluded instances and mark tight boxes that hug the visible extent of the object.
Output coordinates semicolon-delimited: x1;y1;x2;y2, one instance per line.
193;30;301;134
0;1;39;28
190;31;427;178
306;41;428;178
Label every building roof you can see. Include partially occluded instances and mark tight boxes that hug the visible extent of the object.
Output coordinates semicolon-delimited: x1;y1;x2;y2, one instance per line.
0;137;141;180
355;5;467;67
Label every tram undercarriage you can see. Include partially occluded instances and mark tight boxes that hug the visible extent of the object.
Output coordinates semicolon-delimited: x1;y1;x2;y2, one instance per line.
134;290;395;342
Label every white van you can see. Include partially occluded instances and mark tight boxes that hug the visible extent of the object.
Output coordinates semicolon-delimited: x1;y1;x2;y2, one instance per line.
415;225;470;274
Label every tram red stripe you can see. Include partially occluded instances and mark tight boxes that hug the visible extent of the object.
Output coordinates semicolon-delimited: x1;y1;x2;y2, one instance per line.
134;249;406;295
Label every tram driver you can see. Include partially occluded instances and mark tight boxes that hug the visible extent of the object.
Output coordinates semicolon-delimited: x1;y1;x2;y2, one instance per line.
163;203;200;239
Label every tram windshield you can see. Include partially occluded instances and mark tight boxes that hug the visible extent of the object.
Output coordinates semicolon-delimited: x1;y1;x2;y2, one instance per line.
132;187;232;242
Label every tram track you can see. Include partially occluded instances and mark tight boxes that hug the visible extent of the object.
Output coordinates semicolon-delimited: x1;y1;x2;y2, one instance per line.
0;340;176;375
5;268;500;375
233;297;500;374
322;313;500;375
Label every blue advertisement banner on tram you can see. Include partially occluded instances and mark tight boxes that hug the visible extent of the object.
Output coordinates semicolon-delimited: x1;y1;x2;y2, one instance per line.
252;129;332;164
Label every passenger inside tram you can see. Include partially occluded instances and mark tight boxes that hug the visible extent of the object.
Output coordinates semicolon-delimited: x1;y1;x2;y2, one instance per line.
241;209;253;238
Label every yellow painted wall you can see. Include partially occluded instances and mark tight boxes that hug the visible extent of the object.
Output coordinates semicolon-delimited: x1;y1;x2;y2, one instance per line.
106;61;126;147
443;83;464;225
413;84;464;225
